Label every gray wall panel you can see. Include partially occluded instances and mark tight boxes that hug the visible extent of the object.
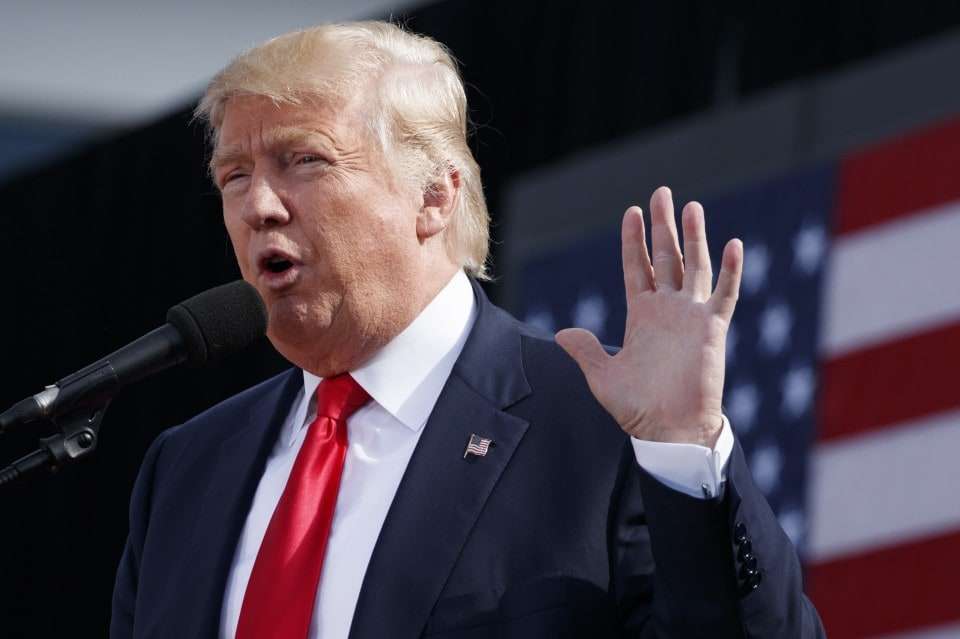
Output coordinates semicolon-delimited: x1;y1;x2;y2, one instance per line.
501;28;960;309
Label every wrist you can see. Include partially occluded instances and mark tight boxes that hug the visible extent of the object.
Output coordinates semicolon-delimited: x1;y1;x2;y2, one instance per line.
686;411;724;448
624;412;724;448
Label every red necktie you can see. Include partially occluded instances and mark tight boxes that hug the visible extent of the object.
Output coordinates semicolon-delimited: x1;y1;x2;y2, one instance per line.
236;374;370;639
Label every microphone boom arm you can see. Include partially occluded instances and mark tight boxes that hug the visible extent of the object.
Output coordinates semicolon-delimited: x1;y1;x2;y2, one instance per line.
0;403;109;487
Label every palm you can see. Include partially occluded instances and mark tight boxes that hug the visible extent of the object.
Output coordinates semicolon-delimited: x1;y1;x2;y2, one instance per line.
556;187;743;447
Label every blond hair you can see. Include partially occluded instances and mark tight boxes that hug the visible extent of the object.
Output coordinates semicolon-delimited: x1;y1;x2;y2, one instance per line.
195;21;491;280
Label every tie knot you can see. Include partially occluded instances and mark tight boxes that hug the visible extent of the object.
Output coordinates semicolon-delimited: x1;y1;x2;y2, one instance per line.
315;374;370;421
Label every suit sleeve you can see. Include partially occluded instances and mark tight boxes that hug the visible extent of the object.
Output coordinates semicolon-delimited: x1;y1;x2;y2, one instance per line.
109;429;171;639
610;438;825;638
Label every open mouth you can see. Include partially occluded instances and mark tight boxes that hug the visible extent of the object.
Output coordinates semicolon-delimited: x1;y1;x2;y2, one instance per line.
265;256;294;274
258;251;298;278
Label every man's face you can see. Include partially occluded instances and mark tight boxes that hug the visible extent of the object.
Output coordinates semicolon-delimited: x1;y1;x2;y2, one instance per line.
213;93;428;374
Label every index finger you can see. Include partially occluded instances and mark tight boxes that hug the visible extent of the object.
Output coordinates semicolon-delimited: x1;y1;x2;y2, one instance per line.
709;238;743;319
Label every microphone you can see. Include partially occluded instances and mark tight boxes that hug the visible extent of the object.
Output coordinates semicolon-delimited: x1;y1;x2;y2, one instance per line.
0;280;267;433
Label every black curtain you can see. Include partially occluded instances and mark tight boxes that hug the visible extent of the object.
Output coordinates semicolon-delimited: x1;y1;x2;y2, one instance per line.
0;107;288;637
1;2;957;635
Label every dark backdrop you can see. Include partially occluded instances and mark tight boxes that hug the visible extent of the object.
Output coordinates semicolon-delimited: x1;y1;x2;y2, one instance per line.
1;2;958;636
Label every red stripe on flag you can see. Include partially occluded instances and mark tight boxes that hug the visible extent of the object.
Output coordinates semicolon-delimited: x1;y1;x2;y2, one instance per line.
819;322;960;441
807;529;960;638
837;117;960;235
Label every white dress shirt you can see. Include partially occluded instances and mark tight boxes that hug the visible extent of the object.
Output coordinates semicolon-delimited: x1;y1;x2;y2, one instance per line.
220;270;733;639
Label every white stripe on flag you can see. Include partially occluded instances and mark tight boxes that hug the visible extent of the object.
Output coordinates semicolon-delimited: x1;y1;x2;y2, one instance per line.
876;620;960;638
821;201;960;357
807;409;960;562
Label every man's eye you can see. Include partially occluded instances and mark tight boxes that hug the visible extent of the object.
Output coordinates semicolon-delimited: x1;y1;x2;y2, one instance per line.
296;154;326;165
220;172;247;188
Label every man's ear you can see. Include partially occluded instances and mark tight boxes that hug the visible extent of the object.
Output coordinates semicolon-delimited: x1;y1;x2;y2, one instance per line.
417;166;461;241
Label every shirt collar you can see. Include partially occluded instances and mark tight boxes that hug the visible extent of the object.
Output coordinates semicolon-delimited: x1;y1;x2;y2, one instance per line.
291;270;476;444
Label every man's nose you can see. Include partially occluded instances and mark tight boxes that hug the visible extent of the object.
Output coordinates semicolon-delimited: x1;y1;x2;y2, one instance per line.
240;176;290;229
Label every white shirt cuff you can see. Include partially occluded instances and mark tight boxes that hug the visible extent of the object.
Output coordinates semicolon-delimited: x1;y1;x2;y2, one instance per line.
630;416;734;499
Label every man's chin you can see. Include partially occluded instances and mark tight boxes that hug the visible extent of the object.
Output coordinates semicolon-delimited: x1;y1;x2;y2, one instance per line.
268;311;323;344
265;301;328;349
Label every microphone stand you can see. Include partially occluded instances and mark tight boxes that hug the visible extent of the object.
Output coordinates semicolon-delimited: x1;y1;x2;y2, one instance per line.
0;403;108;487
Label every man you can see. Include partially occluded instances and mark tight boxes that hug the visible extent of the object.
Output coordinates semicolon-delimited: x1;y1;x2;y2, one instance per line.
111;21;824;638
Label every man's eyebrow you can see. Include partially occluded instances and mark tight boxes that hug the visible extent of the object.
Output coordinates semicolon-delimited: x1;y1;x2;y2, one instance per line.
209;146;248;175
209;127;335;175
270;127;333;149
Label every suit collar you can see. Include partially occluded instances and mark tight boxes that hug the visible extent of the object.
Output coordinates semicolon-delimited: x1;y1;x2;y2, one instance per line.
348;278;532;639
450;278;533;408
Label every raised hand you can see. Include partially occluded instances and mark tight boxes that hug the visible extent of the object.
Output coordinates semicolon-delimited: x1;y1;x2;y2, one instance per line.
555;186;743;448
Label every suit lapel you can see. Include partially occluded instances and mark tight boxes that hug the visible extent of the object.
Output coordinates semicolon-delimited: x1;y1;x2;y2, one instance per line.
174;369;302;637
349;282;532;639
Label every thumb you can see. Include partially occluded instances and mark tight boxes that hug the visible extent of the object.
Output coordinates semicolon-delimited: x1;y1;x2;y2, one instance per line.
555;328;608;380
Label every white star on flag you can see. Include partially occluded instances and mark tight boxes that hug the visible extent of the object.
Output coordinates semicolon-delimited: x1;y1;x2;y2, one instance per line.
793;224;827;275
572;292;608;335
781;365;815;419
727;383;760;433
759;301;793;355
742;243;771;295
750;443;783;496
524;308;556;333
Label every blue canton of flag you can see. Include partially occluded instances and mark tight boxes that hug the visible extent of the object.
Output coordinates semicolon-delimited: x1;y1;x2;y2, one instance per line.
514;165;836;557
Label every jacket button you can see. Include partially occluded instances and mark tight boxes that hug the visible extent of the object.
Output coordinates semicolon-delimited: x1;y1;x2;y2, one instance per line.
737;541;753;561
741;555;758;572
734;522;748;545
739;564;760;581
739;571;763;596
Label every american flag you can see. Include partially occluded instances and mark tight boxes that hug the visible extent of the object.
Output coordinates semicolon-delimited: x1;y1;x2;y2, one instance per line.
464;434;493;458
516;116;960;638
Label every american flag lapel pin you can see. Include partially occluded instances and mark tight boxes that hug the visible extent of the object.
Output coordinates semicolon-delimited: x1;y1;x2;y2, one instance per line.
463;433;493;459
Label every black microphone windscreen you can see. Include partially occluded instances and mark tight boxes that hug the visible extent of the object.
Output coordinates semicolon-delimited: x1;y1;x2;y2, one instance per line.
165;280;268;367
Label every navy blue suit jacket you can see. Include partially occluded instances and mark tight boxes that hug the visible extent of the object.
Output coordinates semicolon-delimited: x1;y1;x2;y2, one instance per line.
111;281;825;638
